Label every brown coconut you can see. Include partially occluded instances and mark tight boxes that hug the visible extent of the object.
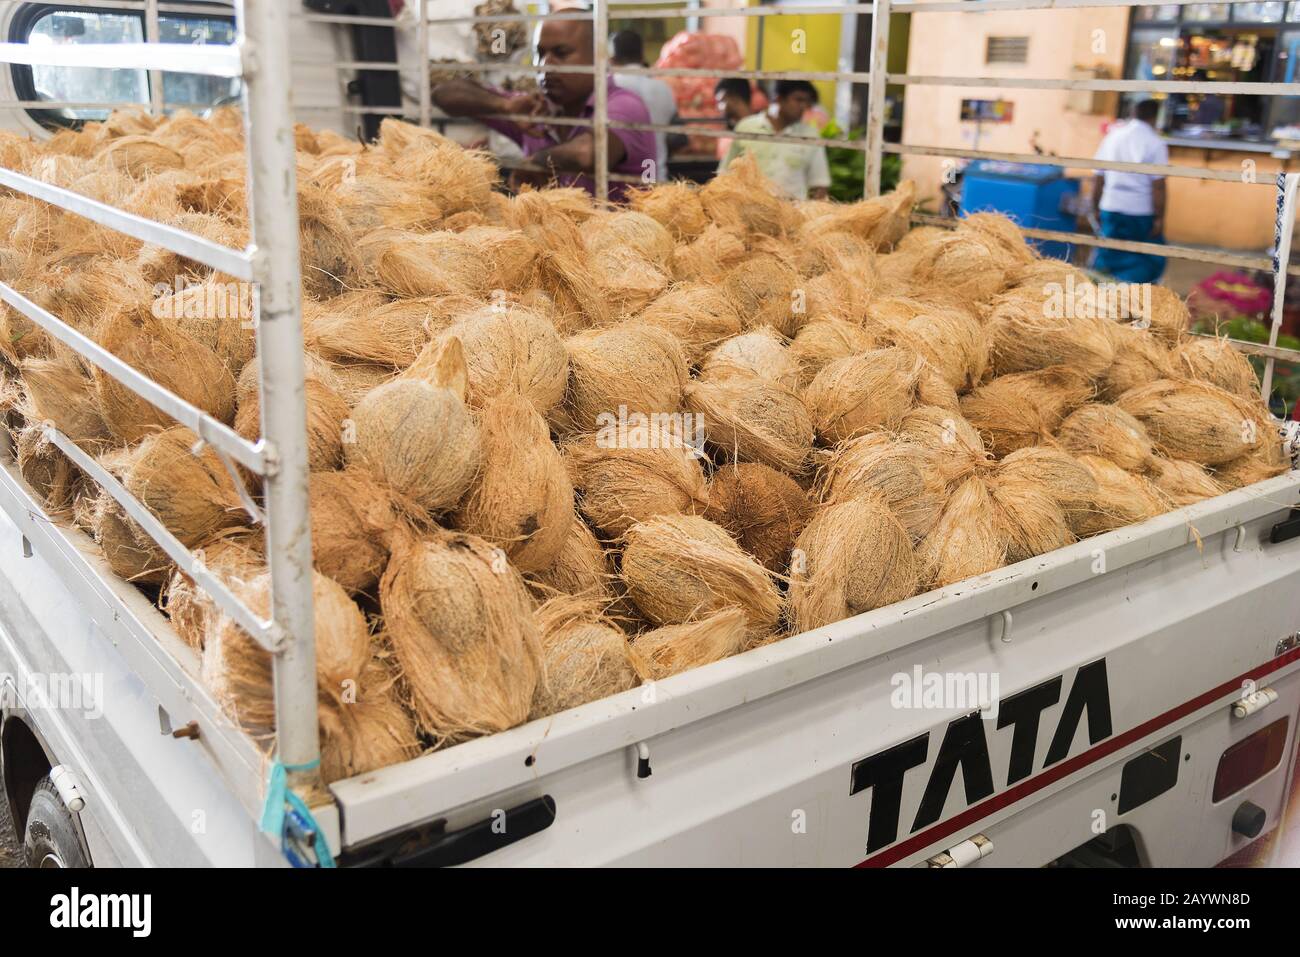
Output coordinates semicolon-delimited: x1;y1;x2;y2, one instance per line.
700;327;801;390
621;514;783;635
898;405;991;484
380;526;541;743
122;426;246;547
684;373;815;475
1152;457;1226;507
151;278;256;374
100;135;184;177
88;491;171;585
16;424;79;514
530;596;643;719
909;232;1009;302
818;432;943;542
636;283;743;364
633;608;750;680
1057;403;1157;474
344;337;481;514
1116;379;1262;467
705;461;811;572
307;468;397;595
959;212;1035;264
1176;336;1260;400
997;446;1100;532
1098;320;1174;400
960;366;1094;457
722;254;803;337
804;347;922;445
19;355;111;449
235;360;350;474
672;223;748;282
789;318;877;387
164;528;265;650
1147;286;1190;344
889;306;988;392
591;246;670;319
1213;436;1290;490
302;290;431;369
1073;455;1166;537
557;322;688;435
586;210;676;270
918;477;1008;588
988;471;1074;564
526;517;616;602
789;495;917;632
985;288;1116;377
700;155;790;240
319;657;421;784
628;181;710;242
431;302;568;414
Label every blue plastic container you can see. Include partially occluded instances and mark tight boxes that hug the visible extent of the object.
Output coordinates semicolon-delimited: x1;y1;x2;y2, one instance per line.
959;161;1080;260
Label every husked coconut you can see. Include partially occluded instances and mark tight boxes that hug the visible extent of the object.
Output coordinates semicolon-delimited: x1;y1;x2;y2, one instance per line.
1057;403;1156;474
557;322;688;435
705;461;811;571
1073;454;1165;537
530;596;643;718
683;372;814;475
804;347;922;444
434;302;568;414
918;477;1008;588
636;282;742;364
700;327;800;389
122;426;246;547
633;608;750;680
1116;379;1262;467
308;468;397;595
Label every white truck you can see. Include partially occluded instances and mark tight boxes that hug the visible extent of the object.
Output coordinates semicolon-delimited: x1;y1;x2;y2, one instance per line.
0;0;1299;869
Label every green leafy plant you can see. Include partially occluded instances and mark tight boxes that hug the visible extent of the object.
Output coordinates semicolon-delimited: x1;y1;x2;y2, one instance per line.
821;121;899;202
1192;314;1300;413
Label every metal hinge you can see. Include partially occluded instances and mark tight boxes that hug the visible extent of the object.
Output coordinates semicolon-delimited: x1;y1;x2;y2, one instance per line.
927;834;993;868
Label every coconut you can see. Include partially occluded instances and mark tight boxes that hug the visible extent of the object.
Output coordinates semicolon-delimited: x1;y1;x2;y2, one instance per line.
1057;403;1156;474
89;491;171;586
996;446;1099;531
19;355;111;449
586;210;676;270
1073;455;1166;537
302;290;432;369
100;135;184;177
93;304;236;443
344;337;481;515
1152;457;1226;506
898;404;991;484
591;246;670;319
526;517;616;601
530;596;643;719
722;254;803;337
562;423;708;539
504;185;597;230
633;608;750;680
376;119;499;216
700;327;800;390
987;471;1073;563
804;347;922;445
889;306;988;392
789;319;877;387
1098;320;1174;400
150;277;256;374
817;432;942;542
319;657;421;784
985;288;1116;377
628;181;710;242
556;322;688;436
307;468;397;595
235;360;350;474
683;373;814;475
788;495;918;632
705;462;811;572
636;283;742;363
918;477;1008;588
380;526;541;743
960;366;1094;457
16;424;78;514
700;155;789;240
1176;336;1260;400
897;225;948;253
522;216;608;333
164;529;265;650
672;224;747;282
121;426;246;548
959;212;1035;264
432;302;568;414
1147;286;1190;344
327;361;396;406
453;392;574;573
1116;379;1261;467
801;181;915;251
916;361;963;412
909;232;1009;302
803;268;874;324
368;226;539;299
621;514;783;635
1212;435;1290;490
794;228;877;277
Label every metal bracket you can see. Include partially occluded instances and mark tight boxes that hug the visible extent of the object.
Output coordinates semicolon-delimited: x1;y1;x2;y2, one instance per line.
926;833;993;868
1276;633;1300;657
239;39;258;80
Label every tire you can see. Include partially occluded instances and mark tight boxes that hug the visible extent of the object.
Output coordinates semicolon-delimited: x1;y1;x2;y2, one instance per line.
23;776;89;868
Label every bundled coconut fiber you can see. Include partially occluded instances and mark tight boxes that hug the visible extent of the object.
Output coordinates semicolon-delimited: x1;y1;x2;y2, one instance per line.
563;424;708;538
530;596;643;719
586;211;676;270
705;461;811;572
1147;286;1190;344
19;355;111;449
633;607;750;680
672;224;747;283
721;254;802;337
556;322;688;436
235;359;350;474
960;366;1094;457
88;490;171;586
15;424;79;515
302;290;431;369
1152;457;1226;507
817;433;942;542
319;657;422;784
996;446;1099;532
987;470;1074;564
1116;379;1262;467
700;327;800;390
683;373;814;475
326;360;396;406
93;303;235;443
788;495;918;633
984;289;1116;378
1176;336;1260;400
307;468;397;595
888;306;988;393
345;337;481;515
526;517;616;602
628;181;710;243
1057;403;1156;474
621;514;783;635
636;283;742;364
1098;320;1174;400
804;347;922;445
164;528;265;650
434;302;568;414
99;135;184;178
700;155;790;240
1073;455;1165;538
122;426;247;547
380;526;541;743
453;392;574;573
918;477;1008;588
789;319;876;387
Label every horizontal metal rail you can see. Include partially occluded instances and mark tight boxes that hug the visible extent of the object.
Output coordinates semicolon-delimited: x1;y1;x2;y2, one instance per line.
614;64;873;84
467;112;863;150
892;75;1298;97
894;0;1272;11
425;4;874;24
884;143;1271;183
0;0;231;11
0;281;267;475
43;428;274;648
0;167;253;280
1188;333;1300;365
0;41;241;77
300;11;398;28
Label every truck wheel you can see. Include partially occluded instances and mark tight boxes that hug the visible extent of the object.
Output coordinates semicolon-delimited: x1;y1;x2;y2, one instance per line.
23;777;89;868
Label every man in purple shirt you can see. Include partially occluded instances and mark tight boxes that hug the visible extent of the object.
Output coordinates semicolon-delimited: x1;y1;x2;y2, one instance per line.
432;16;654;201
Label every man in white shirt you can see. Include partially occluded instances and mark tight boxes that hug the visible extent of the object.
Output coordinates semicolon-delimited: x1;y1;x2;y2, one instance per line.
718;80;831;201
609;29;680;182
1090;99;1168;283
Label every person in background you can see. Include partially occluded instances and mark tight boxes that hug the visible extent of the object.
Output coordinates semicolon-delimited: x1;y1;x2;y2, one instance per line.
1090;98;1168;283
718;79;830;201
430;15;654;200
609;29;681;182
714;77;754;131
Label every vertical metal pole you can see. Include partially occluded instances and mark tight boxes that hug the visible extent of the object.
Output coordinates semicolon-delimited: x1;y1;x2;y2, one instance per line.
237;0;320;791
864;0;892;198
687;0;701;34
835;10;856;133
593;0;609;204
417;0;431;128
1262;172;1299;402
145;0;164;116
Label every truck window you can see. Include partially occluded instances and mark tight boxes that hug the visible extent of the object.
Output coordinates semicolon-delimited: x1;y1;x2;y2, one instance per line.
10;4;239;127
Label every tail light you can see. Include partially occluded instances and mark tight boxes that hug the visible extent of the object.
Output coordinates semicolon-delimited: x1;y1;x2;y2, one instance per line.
1213;717;1290;802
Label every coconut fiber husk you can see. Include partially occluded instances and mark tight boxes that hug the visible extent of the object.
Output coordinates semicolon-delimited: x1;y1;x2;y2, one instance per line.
996;446;1100;532
984;288;1116;378
555;322;688;436
122;426;247;547
302;289;431;369
1147;286;1190;344
562;423;708;539
521;216;608;334
628;181;709;243
684;372;814;476
908;232;1010;303
1212;435;1290;490
15;423;80;515
722;254;803;337
1175;336;1260;400
803;268;874;325
1071;455;1166;537
987;470;1074;564
817;432;943;542
897;404;991;485
794;228;876;277
804;347;922;445
789;319;877;388
453;392;575;574
436;302;568;414
672;224;747;283
1151;457;1226;507
958;212;1035;265
699;155;791;241
586;210;676;271
635;282;742;364
99;135;184;178
705;461;811;572
632;607;750;681
917;476;1008;589
788;495;917;632
376;118;499;217
959;366;1094;457
235;359;350;474
368;226;539;300
504;185;597;231
700;327;801;390
380;525;541;744
163;528;265;650
87;491;171;586
526;516;617;603
152;277;256;375
621;513;783;635
530;595;644;719
1098;320;1174;400
886;306;988;393
319;656;422;784
1116;378;1264;467
591;246;670;320
19;355;111;449
307;468;397;595
800;181;915;251
1057;403;1157;474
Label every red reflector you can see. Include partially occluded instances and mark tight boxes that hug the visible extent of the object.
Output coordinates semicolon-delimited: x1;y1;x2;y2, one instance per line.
1213;716;1290;802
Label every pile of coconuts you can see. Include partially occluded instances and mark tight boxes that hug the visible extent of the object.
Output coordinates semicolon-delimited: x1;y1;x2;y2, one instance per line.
0;109;1290;784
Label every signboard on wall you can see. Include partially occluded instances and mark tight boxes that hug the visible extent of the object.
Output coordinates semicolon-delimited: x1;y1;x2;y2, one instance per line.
960;98;1016;122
